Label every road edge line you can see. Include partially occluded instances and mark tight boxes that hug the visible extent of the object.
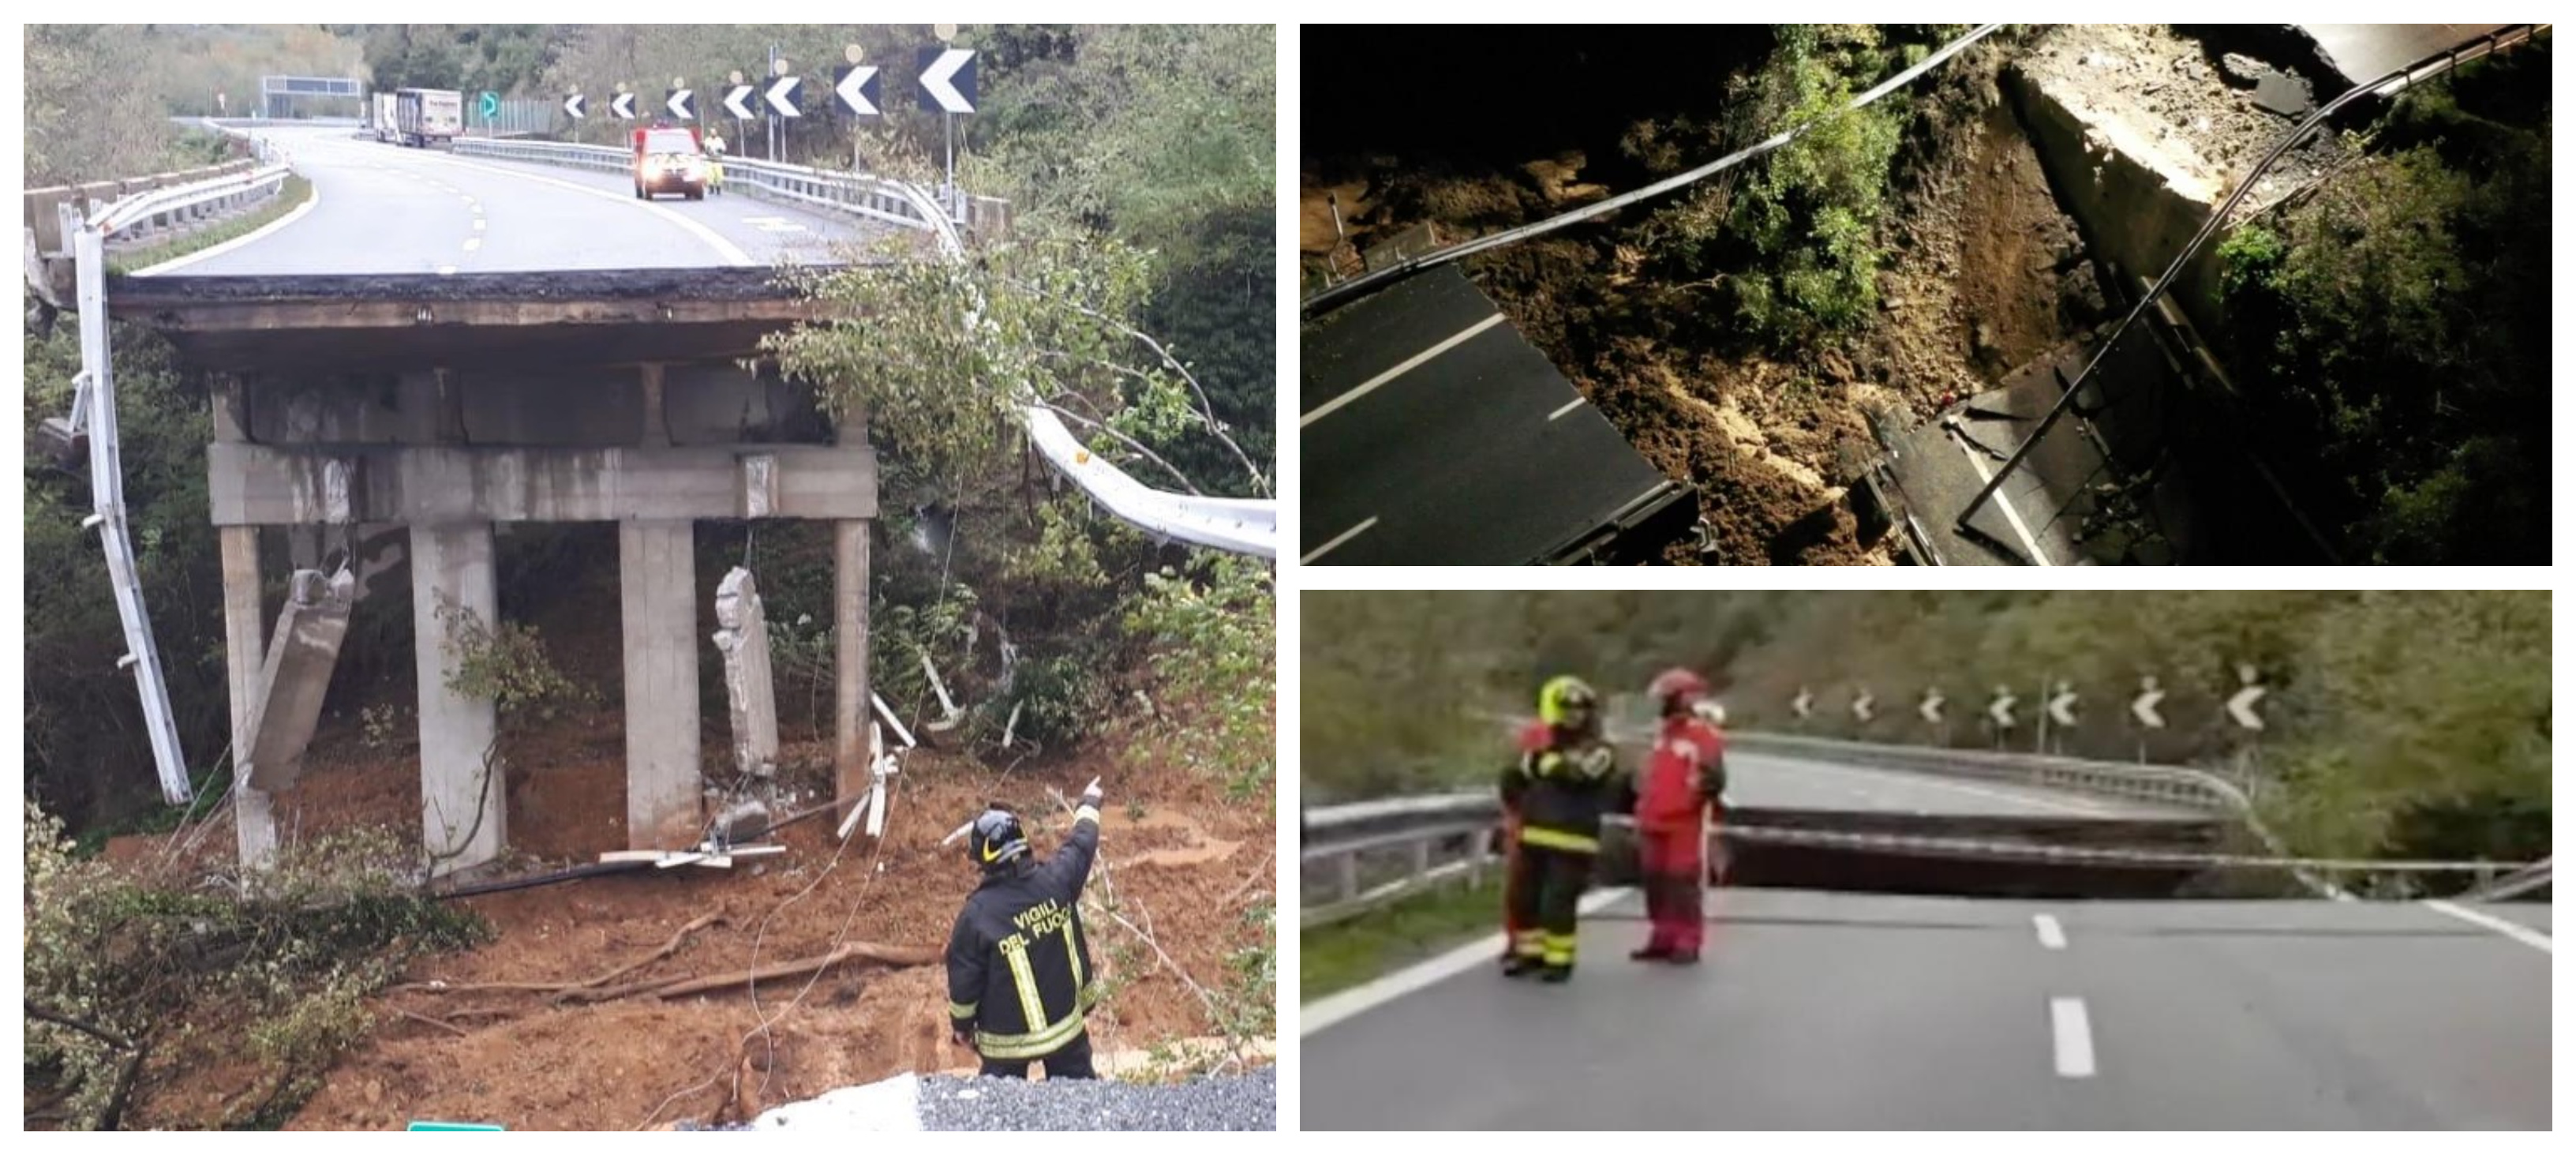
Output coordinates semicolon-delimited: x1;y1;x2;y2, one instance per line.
129;178;320;277
1300;886;1634;1038
2421;898;2552;954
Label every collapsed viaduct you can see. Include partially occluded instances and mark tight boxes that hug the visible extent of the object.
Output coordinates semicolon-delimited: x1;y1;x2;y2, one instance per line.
109;267;879;874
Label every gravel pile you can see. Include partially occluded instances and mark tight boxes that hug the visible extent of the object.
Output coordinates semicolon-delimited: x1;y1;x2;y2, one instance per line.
916;1068;1275;1131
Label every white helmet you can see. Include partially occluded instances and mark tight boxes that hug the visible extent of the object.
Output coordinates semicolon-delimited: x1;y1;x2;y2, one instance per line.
1693;699;1728;727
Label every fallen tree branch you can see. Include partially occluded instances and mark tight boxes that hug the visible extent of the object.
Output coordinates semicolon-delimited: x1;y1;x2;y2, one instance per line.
578;940;939;1004
396;912;725;998
390;1007;470;1037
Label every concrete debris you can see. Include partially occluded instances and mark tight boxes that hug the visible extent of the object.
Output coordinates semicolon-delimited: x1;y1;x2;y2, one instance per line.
711;567;781;778
242;567;358;792
2219;52;2267;87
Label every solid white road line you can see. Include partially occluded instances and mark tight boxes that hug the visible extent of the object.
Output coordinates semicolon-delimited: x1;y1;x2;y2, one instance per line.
2033;913;2067;950
2422;899;2552;954
1547;396;1586;422
129;181;322;276
462;237;481;252
1301;516;1380;564
1301;313;1506;428
472;218;486;231
1301;887;1637;1038
436;264;457;276
2050;996;2096;1078
1946;426;2054;566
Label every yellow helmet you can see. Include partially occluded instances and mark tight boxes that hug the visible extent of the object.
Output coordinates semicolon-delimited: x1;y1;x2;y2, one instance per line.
1537;675;1600;728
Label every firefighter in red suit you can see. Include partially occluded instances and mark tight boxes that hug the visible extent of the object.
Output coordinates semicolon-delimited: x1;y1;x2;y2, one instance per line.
1633;668;1727;963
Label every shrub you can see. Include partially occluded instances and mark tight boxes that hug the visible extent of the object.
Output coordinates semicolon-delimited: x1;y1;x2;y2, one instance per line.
24;805;487;1129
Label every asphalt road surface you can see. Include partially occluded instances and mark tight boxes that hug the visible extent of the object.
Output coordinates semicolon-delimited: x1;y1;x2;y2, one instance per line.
138;126;874;277
1724;751;2203;819
1305;889;2550;1129
1300;265;1671;564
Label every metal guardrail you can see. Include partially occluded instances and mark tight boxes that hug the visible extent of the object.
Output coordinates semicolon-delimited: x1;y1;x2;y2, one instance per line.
447;137;1007;236
1301;734;2537;924
25;159;261;261
1721;732;2252;816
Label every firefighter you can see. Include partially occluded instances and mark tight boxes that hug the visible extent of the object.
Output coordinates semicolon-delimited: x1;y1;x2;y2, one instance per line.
1633;669;1727;964
1500;675;1620;982
944;781;1103;1079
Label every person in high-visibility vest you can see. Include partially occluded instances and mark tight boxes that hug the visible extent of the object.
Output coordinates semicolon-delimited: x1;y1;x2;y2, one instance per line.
1632;669;1727;963
703;131;727;195
1499;676;1620;982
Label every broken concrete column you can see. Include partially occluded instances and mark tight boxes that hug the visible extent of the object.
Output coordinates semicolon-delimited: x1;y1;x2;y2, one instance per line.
242;567;357;792
833;411;872;823
219;526;277;868
712;566;780;778
412;522;503;876
621;520;702;849
834;519;871;817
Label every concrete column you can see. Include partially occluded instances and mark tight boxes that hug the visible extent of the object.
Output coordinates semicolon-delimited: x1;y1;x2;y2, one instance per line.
412;522;503;876
219;527;277;867
621;519;701;849
833;410;872;819
833;523;871;814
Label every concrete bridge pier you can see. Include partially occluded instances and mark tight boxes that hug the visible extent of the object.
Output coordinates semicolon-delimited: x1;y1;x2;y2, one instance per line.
621;520;702;849
413;521;503;875
220;526;279;867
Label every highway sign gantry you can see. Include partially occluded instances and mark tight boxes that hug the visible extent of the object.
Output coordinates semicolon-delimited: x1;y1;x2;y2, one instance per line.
2229;665;2267;731
918;47;977;113
766;75;803;117
835;65;882;116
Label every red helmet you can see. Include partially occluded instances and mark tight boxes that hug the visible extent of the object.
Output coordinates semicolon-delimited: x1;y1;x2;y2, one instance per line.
1649;667;1708;705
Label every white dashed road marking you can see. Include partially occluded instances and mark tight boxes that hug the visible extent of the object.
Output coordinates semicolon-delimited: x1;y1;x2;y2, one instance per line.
2033;913;2067;951
462;238;481;252
1547;397;1586;421
2050;997;2095;1078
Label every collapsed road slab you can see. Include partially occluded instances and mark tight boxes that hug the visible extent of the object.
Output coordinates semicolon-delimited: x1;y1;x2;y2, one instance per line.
1301;264;1690;564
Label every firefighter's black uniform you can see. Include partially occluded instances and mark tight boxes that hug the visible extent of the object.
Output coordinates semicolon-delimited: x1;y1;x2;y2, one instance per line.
1500;731;1623;979
945;804;1102;1078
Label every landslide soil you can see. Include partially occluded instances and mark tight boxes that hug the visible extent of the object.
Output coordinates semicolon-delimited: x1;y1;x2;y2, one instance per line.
107;564;1272;1131
1303;31;2110;564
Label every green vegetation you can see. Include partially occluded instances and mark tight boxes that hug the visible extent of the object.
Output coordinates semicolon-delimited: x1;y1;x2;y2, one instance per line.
1303;591;2550;864
1623;24;1957;347
435;603;593;722
2217;39;2549;564
24;806;487;1129
1302;879;1504;1001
